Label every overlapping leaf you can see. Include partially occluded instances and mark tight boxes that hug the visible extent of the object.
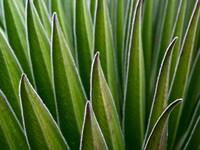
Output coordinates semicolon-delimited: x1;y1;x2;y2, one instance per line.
168;1;200;149
94;0;120;115
123;0;145;149
0;90;29;149
144;99;182;150
26;0;56;119
91;52;125;150
52;14;87;149
20;74;69;149
75;0;93;96
80;101;108;150
0;30;23;121
3;0;33;83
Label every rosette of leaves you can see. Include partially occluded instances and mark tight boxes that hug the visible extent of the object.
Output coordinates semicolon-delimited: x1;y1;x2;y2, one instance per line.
0;0;199;149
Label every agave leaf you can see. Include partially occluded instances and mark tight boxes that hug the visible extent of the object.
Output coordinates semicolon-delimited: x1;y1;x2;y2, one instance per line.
3;0;33;83
51;0;74;58
75;0;93;96
183;116;200;150
52;14;87;149
33;0;51;37
80;101;108;150
176;50;200;142
26;0;56;119
170;0;187;82
168;1;200;149
0;30;23;122
158;0;177;71
94;0;120;115
144;37;178;143
116;0;124;88
20;74;69;149
175;99;200;149
142;0;153;116
144;99;183;150
123;0;145;149
123;0;137;80
0;90;29;149
90;52;125;150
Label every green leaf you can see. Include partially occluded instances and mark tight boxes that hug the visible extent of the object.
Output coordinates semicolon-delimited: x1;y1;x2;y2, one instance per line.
123;0;145;149
94;0;120;115
184;116;200;150
80;101;108;150
168;0;200;149
176;50;200;142
144;99;182;150
0;90;29;149
3;0;33;83
170;0;187;82
52;14;87;149
90;0;97;22
91;52;125;150
75;0;93;96
26;0;56;119
20;74;69;149
33;0;51;37
0;30;23;122
145;37;178;143
142;0;153;117
51;0;75;58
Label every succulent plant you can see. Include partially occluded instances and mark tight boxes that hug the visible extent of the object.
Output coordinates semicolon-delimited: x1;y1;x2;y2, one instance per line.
0;0;199;149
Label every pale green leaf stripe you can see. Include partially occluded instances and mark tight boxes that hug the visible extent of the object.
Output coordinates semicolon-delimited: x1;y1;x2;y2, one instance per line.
3;0;33;83
0;90;29;149
168;1;200;149
33;0;51;37
94;0;120;115
183;116;200;150
80;101;108;150
144;99;183;150
51;0;74;58
144;37;178;144
0;30;23;122
170;0;187;82
52;14;87;149
123;0;145;149
91;52;125;150
75;0;93;96
20;74;69;149
90;0;97;22
27;0;56;119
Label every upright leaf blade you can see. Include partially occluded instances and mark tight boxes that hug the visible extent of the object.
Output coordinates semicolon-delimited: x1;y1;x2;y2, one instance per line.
0;90;29;149
0;30;23;122
27;0;56;119
3;0;33;83
52;14;87;149
91;52;125;150
20;74;69;149
168;1;200;148
145;37;178;143
123;0;145;149
75;0;93;96
94;0;120;115
80;101;108;150
51;0;74;58
144;99;182;150
33;0;51;37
